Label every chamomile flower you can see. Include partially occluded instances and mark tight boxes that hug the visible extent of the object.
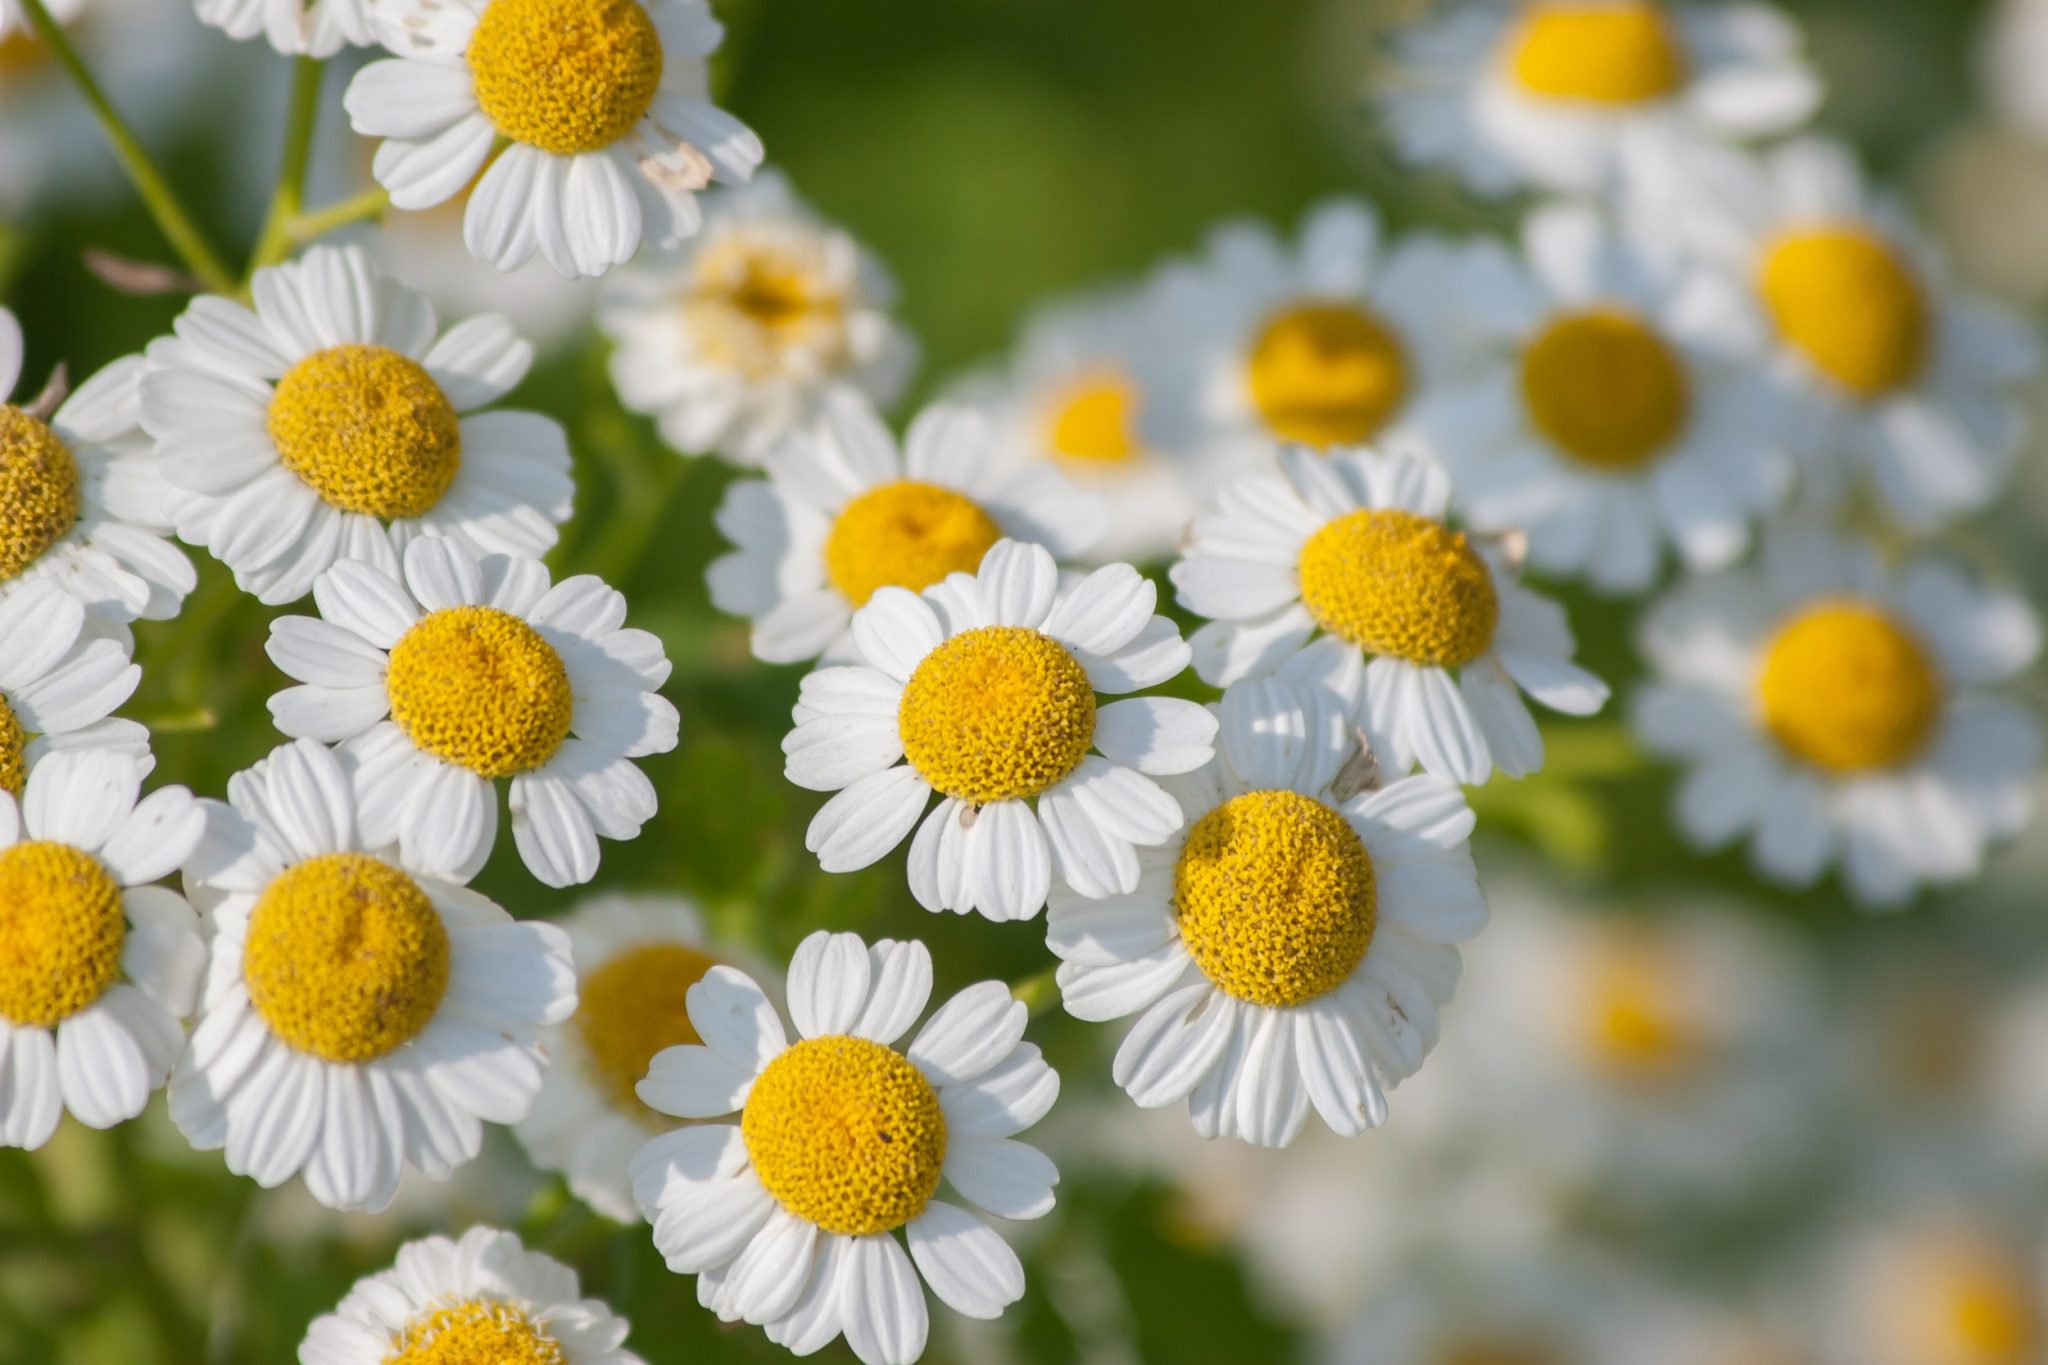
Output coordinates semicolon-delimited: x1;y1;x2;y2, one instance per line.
192;0;369;56
1633;522;2042;907
265;537;679;889
601;170;917;465
783;539;1216;920
139;244;572;606
1171;446;1609;786
710;394;1106;664
299;1226;644;1365
170;739;577;1212
345;0;763;280
1824;1205;2048;1365
1377;0;1822;197
629;931;1059;1365
0;749;205;1150
0;580;149;799
1047;656;1485;1147
1411;203;1795;594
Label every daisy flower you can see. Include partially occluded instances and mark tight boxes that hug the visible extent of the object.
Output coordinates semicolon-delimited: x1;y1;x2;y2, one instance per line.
0;749;205;1150
170;739;576;1211
1630;136;2042;529
299;1225;643;1365
1825;1204;2048;1365
782;538;1216;920
0;580;149;800
193;0;368;56
139;243;572;606
710;394;1106;664
1633;521;2042;907
0;310;193;622
629;930;1059;1365
266;537;679;889
1409;203;1795;594
600;169;917;465
1171;446;1609;786
344;0;763;280
1377;0;1822;197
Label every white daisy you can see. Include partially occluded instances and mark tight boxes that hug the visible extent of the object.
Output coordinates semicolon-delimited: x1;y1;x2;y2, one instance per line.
1377;0;1822;198
710;393;1107;665
345;0;763;280
782;538;1216;921
1171;445;1609;786
1409;202;1796;594
193;0;369;56
0;749;205;1150
299;1225;644;1365
1633;520;2042;907
170;739;576;1211
0;579;150;800
265;537;679;889
139;243;572;606
629;930;1059;1365
1824;1204;2048;1365
1629;136;2042;529
601;169;917;465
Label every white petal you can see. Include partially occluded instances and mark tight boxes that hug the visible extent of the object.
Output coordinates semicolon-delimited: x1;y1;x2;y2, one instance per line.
907;1202;1025;1320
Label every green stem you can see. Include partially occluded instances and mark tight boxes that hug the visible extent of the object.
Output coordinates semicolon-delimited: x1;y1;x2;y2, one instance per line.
287;186;391;245
1010;964;1061;1017
243;57;326;283
16;0;234;294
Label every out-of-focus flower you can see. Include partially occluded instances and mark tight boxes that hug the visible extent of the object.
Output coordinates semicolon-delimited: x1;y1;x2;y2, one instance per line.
191;0;369;56
0;581;148;797
1822;1206;2047;1365
1983;0;2048;141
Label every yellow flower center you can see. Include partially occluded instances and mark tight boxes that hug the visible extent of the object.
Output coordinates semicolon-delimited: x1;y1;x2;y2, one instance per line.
742;1034;946;1237
1936;1259;2041;1364
1044;370;1142;465
1580;943;1702;1081
898;625;1096;805
1296;508;1500;667
1519;309;1690;469
1757;601;1941;773
244;853;450;1064
386;606;574;780
1246;301;1410;447
575;941;718;1118
0;694;24;800
467;0;664;156
823;481;1004;608
0;404;81;584
385;1298;566;1365
1757;226;1930;398
1507;1;1687;104
1173;790;1377;1009
683;236;848;380
0;28;51;78
0;841;124;1029
268;344;462;519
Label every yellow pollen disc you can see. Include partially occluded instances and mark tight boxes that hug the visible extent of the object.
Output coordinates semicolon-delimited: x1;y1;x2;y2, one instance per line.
387;606;574;780
1507;1;1687;104
244;853;450;1064
683;237;848;380
1580;944;1701;1081
823;481;1004;608
268;344;462;519
1173;790;1377;1009
386;1298;566;1365
468;0;664;156
1296;508;1500;667
0;694;24;800
0;404;82;584
1044;370;1143;465
1935;1259;2040;1363
898;625;1096;805
741;1034;946;1237
1757;600;1941;773
1247;302;1410;447
1757;226;1930;398
575;941;718;1117
1520;309;1689;469
0;841;124;1029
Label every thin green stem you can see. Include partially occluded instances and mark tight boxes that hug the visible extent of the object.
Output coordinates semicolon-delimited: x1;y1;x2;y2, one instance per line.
287;186;391;244
243;57;327;283
16;0;234;294
1010;964;1061;1017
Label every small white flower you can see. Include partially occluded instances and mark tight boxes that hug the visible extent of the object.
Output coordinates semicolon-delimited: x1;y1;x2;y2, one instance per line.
630;930;1059;1365
192;0;370;56
0;580;149;799
1824;1206;2048;1365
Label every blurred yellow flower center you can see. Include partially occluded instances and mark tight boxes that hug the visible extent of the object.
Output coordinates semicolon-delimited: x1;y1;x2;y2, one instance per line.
1580;944;1702;1081
1758;226;1929;398
0;841;123;1029
0;404;81;583
0;28;51;78
1045;370;1142;465
575;941;718;1117
268;344;462;519
741;1034;946;1236
387;1298;565;1365
387;606;574;779
1757;600;1940;773
1173;790;1376;1009
0;695;24;799
685;235;849;379
1894;1243;2043;1365
898;625;1096;805
1520;309;1689;469
1297;508;1500;667
1937;1262;2040;1363
1247;301;1410;447
467;0;663;156
244;853;450;1063
1508;1;1686;104
823;480;1004;607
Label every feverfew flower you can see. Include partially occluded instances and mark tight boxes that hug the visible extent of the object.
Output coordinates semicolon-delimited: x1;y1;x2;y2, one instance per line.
192;0;370;56
0;581;149;800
